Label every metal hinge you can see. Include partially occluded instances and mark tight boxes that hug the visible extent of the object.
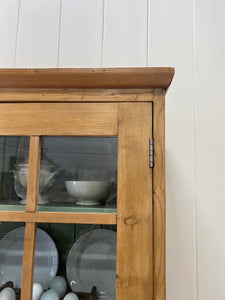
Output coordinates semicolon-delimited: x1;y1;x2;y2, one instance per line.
149;139;154;168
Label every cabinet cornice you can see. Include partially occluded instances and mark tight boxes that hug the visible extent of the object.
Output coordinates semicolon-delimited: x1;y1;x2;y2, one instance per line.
0;67;174;89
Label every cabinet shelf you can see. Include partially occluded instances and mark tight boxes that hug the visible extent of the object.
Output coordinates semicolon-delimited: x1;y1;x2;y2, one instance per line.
0;204;25;211
0;204;116;214
38;204;116;214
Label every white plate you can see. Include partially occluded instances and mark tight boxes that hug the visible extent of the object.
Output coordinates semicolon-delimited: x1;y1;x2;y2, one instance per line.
0;226;58;289
66;229;116;299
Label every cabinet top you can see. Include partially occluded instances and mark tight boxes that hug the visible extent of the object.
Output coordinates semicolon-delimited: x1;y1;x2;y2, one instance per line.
0;67;174;89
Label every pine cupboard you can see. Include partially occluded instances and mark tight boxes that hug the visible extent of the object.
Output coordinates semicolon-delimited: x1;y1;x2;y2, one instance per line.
0;68;174;300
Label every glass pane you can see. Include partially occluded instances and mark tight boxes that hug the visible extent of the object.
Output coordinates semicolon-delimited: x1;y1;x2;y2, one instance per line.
0;222;25;297
0;137;30;211
37;137;117;213
32;223;116;299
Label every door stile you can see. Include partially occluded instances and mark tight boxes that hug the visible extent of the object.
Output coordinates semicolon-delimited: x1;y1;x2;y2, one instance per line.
26;136;41;212
21;222;37;300
116;103;153;300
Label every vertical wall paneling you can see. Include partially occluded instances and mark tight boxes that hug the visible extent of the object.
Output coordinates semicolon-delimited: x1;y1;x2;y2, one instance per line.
149;1;196;300
15;0;61;67
58;0;103;68
57;0;63;68
195;0;225;299
103;0;148;67
0;0;20;67
2;0;225;298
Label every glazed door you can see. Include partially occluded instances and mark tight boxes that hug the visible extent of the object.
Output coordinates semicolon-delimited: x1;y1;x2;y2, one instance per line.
0;102;153;300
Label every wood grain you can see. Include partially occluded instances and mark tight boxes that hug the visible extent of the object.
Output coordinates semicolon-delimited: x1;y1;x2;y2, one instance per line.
0;68;174;89
21;222;36;300
26;136;41;212
0;211;117;224
153;92;166;300
117;103;153;300
0;103;118;136
0;88;156;102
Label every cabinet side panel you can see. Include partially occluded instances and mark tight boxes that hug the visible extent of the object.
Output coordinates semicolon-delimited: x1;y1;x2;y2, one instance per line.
153;92;166;300
117;103;153;300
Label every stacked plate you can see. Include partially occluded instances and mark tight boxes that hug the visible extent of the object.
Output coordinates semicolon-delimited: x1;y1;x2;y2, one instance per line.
66;229;116;299
0;226;58;289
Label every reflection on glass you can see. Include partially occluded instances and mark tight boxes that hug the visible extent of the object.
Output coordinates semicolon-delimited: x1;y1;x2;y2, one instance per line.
35;223;116;299
0;222;25;295
38;137;117;213
0;137;30;210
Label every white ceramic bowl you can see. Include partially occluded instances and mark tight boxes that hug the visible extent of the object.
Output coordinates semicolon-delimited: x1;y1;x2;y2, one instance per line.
65;181;110;206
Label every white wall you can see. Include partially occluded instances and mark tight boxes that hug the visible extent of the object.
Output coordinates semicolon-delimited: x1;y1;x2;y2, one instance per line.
0;1;225;299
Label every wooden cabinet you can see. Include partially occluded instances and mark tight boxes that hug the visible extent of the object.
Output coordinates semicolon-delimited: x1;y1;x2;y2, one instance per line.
0;68;174;300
